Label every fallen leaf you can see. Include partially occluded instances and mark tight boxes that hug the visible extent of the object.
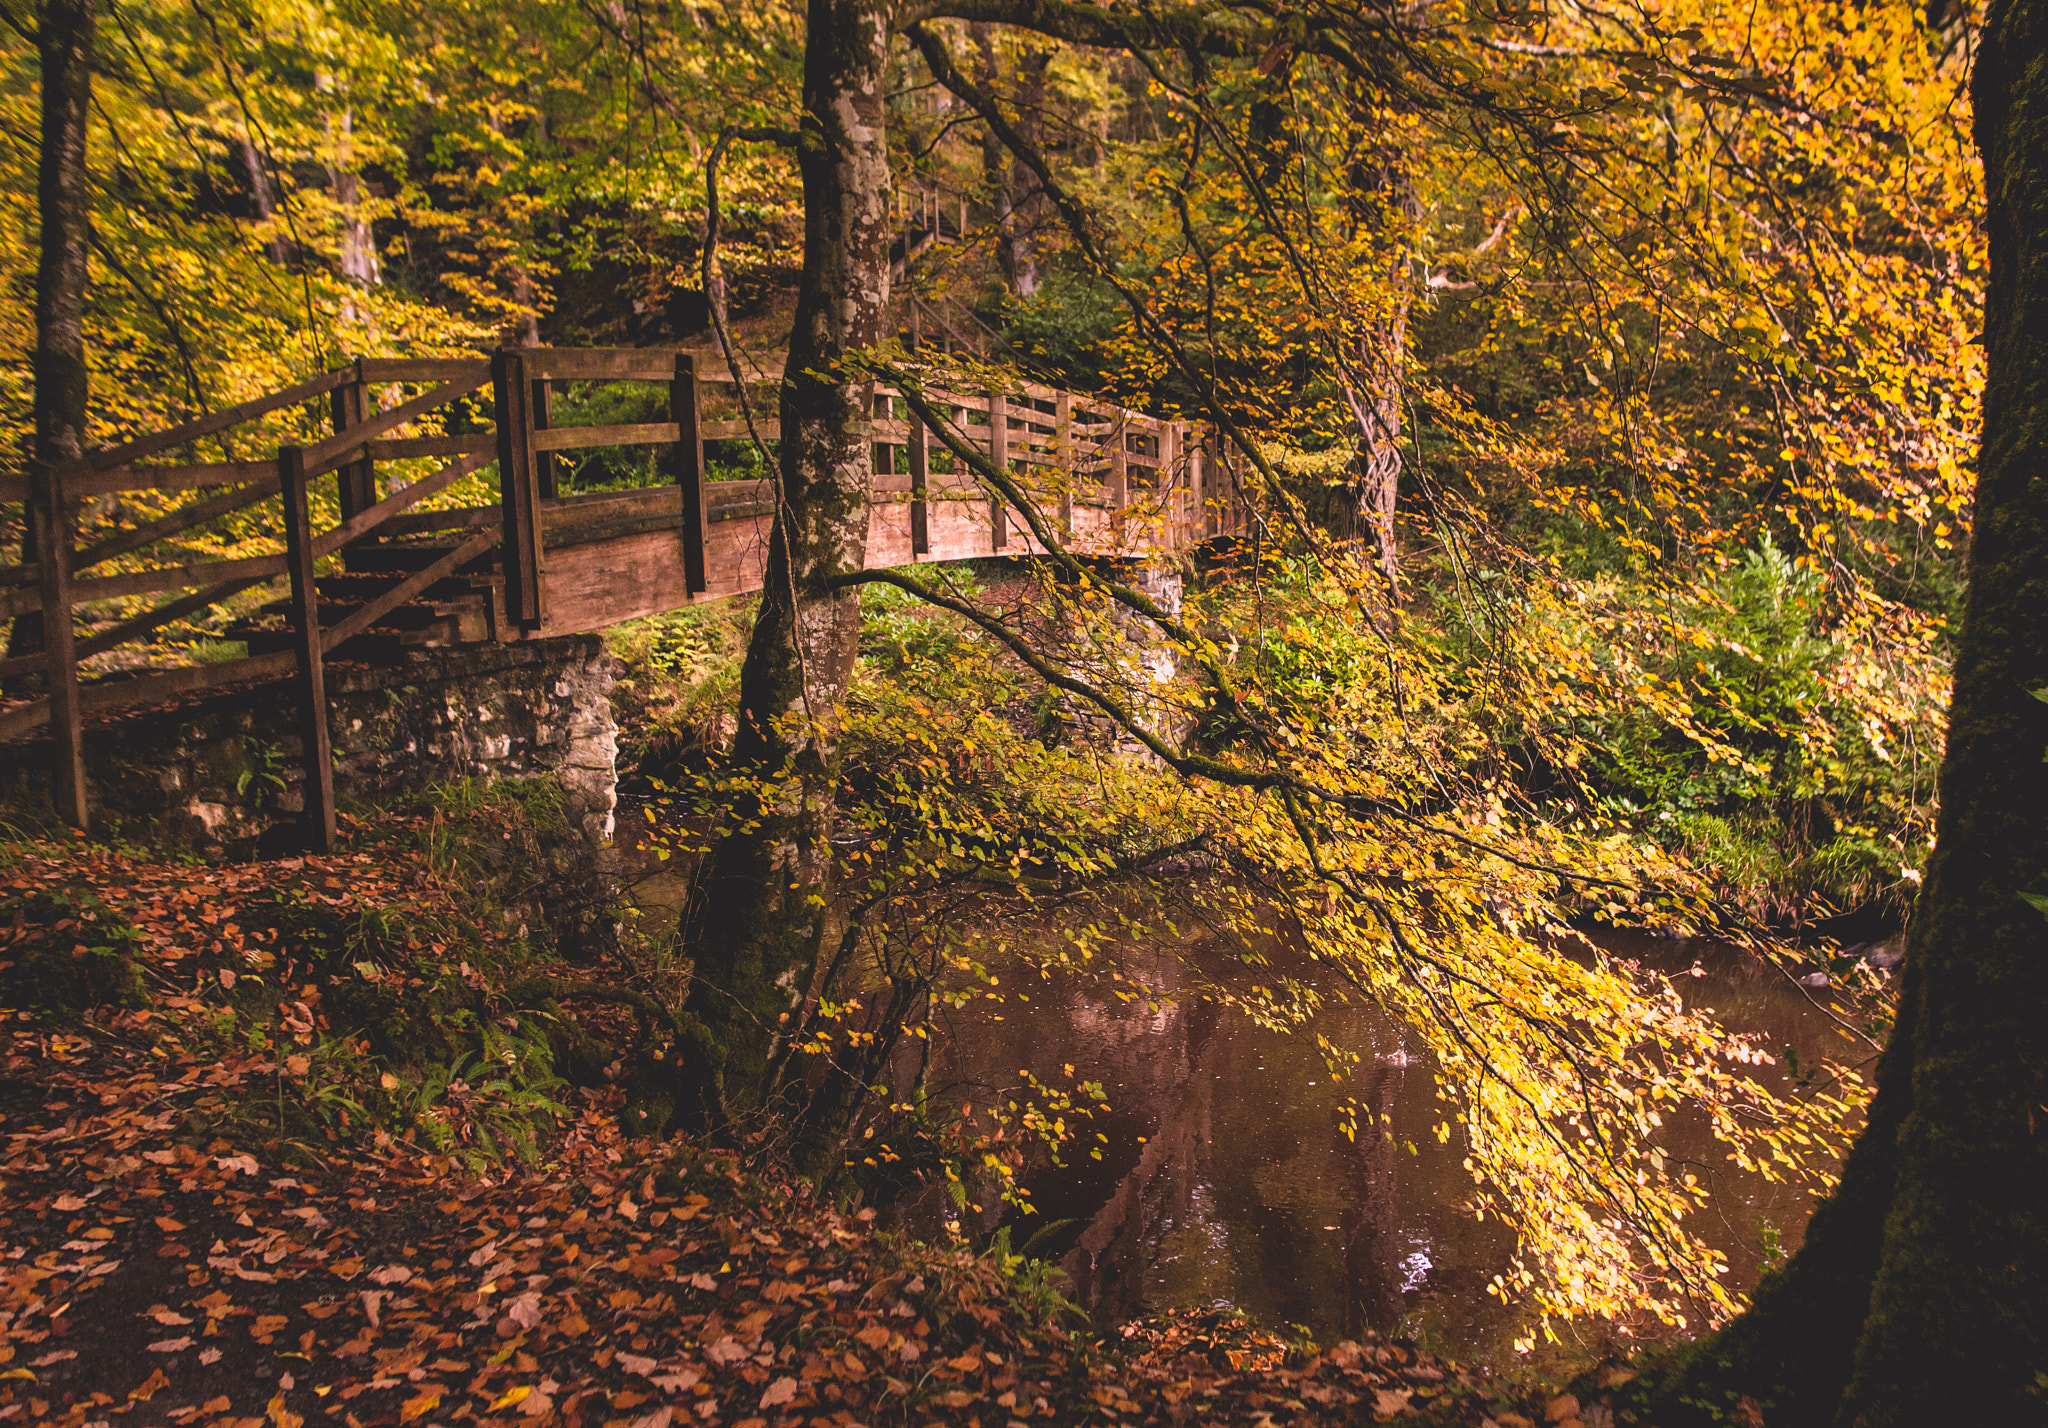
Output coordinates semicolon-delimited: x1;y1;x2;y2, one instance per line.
399;1390;442;1423
28;1351;76;1367
130;1367;171;1401
759;1378;798;1409
1375;1386;1414;1417
268;1392;305;1428
489;1386;532;1412
148;1337;194;1353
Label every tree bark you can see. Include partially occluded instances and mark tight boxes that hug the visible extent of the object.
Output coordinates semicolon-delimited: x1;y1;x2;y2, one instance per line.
1338;96;1413;593
686;0;892;1126
1651;2;2048;1420
973;23;1047;298
7;0;95;671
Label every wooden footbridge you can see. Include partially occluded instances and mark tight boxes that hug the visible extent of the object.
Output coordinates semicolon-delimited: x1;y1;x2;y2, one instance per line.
0;348;1245;846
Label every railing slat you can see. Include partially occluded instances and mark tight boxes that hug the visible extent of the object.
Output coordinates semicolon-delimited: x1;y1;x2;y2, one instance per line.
530;422;683;453
299;365;490;477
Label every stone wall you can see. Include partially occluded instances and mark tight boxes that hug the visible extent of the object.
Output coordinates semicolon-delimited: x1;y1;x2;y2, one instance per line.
1057;558;1189;758
1;635;619;861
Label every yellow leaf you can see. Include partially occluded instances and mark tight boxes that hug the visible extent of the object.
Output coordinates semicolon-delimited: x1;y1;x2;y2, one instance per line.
400;1391;442;1423
490;1386;532;1411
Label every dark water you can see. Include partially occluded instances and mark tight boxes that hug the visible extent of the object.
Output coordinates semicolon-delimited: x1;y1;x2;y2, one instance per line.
919;929;1857;1371
620;828;1858;1370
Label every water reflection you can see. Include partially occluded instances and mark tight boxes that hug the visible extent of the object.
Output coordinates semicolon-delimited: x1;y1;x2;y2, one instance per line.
926;928;1854;1368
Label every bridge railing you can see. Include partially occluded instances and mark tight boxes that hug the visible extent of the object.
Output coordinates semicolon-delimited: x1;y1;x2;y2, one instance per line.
1;347;1246;845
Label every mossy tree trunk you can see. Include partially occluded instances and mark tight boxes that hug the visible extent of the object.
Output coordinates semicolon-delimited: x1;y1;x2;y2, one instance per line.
8;0;95;670
1658;2;2048;1421
686;0;891;1125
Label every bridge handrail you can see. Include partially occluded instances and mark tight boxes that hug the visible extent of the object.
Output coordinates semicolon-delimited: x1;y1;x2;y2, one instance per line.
3;346;1246;848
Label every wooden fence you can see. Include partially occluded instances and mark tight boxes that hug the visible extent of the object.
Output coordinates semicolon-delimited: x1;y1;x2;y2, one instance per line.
0;348;1245;848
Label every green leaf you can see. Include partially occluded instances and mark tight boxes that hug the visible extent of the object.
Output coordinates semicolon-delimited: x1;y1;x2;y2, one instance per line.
2022;891;2048;923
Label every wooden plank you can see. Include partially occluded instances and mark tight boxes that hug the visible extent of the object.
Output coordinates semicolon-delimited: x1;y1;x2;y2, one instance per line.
0;649;298;745
312;449;493;558
533;378;557;499
301;367;489;477
31;465;87;828
1160;422;1179;548
1110;422;1128;510
521;347;686;381
42;459;277;503
375;505;498;538
366;433;495;460
703;419;782;441
0;551;291;620
669;356;708;594
989;390;1008;551
684;350;786;384
62;368;351;484
0;471;283;587
1056;390;1073;537
356;357;490;384
280;446;336;853
331;366;376;531
492;350;545;632
531;422;683;453
320;530;499;653
0;576;269;681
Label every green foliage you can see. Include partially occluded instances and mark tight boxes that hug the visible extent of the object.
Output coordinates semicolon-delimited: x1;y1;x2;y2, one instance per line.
549;381;672;492
1000;272;1124;390
1574;538;1937;917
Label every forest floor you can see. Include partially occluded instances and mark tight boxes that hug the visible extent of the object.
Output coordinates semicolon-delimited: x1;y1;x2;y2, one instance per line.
0;834;1635;1428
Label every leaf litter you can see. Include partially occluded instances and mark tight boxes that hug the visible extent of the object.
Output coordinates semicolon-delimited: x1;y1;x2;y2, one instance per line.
0;837;1603;1428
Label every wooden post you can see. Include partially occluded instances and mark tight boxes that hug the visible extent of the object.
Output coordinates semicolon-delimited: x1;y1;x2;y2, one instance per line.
909;407;930;556
988;390;1008;551
532;377;558;499
1159;421;1179;548
1192;430;1208;541
329;359;375;536
1055;390;1073;538
492;348;545;632
670;354;708;594
31;462;86;830
1110;419;1129;515
279;445;336;853
872;391;893;478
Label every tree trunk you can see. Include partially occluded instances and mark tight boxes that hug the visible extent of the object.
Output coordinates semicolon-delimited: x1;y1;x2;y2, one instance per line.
1338;99;1413;593
1652;2;2048;1420
7;0;95;672
973;24;1047;298
238;134;289;266
685;0;891;1127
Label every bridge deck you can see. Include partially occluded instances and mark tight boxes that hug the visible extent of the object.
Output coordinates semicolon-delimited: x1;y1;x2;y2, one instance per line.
1;347;1246;843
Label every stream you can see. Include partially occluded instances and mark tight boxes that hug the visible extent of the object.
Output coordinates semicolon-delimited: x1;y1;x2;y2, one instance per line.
624;841;1854;1370
915;926;1855;1371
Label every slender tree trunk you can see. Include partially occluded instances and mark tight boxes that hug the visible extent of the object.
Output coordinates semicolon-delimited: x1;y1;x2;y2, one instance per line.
686;0;891;1127
973;24;1046;298
1338;95;1413;593
238;134;288;266
320;94;379;327
7;0;95;671
1652;3;2048;1420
